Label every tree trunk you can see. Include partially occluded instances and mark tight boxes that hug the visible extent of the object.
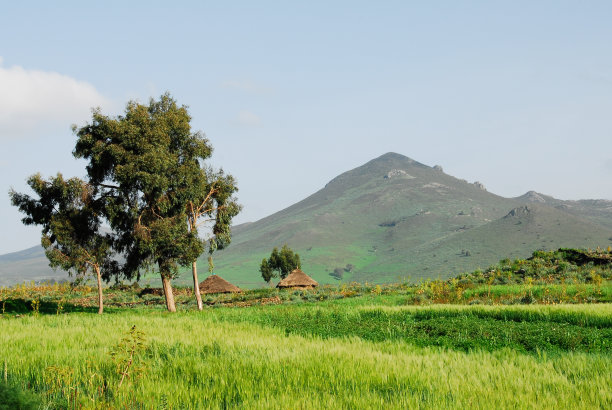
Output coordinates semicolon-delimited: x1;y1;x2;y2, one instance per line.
192;261;203;311
161;274;177;312
94;265;104;315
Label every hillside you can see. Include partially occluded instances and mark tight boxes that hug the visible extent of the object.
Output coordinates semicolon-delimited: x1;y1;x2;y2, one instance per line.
2;152;612;287
0;245;68;286
516;191;612;230
210;153;612;286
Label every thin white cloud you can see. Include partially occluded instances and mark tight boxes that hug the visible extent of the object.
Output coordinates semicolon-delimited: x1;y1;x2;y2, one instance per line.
235;110;262;127
0;58;110;140
221;80;273;95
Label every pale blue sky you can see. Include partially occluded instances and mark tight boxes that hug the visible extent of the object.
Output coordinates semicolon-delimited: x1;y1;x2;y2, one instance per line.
1;1;612;254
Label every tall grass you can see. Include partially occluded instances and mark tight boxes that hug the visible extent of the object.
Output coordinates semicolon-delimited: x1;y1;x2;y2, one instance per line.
1;304;611;408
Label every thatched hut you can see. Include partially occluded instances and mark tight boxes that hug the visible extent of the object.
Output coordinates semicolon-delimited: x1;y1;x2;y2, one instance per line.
199;275;242;294
276;269;318;289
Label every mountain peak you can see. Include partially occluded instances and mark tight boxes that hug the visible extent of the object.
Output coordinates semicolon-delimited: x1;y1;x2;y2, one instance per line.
376;152;413;161
369;152;429;168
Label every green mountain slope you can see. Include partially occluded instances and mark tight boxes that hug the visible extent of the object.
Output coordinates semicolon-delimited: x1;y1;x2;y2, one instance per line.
414;204;612;280
516;191;612;230
210;153;612;287
0;245;68;286
3;152;612;287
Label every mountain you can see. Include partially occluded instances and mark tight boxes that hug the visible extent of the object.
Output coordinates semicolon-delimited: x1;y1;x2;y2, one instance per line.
210;153;612;286
0;245;68;286
2;152;612;287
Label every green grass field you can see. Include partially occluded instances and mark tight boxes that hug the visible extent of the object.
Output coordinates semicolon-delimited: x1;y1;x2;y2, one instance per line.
1;297;611;409
2;249;612;408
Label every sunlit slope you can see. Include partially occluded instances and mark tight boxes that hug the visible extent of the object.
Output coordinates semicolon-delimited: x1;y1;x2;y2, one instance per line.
209;153;612;286
359;204;612;283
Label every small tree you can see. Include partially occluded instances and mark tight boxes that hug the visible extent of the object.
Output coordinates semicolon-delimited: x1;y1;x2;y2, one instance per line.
259;245;301;282
259;258;273;283
185;168;241;311
330;267;344;280
9;174;117;314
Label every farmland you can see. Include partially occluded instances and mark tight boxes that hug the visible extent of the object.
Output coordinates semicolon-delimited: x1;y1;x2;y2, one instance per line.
1;249;612;408
2;292;612;408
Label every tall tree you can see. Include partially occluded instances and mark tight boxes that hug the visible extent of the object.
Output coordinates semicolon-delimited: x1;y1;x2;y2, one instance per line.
259;245;301;282
73;93;211;312
186;167;240;310
9;174;116;314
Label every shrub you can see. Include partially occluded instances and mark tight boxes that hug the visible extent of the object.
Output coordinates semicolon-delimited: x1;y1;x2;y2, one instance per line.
0;382;42;410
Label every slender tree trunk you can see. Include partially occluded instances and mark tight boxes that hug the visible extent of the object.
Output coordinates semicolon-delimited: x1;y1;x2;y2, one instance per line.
187;215;204;311
161;274;177;312
94;265;104;314
192;261;203;311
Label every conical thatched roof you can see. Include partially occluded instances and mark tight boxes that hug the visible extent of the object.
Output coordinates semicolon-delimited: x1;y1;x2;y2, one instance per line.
276;269;319;289
199;275;242;294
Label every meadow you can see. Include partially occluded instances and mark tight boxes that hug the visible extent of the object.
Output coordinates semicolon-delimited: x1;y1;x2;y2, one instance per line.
1;294;612;408
1;249;612;408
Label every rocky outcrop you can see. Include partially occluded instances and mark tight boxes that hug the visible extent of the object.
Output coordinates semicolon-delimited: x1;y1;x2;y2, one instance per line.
384;169;414;179
473;181;487;191
520;191;547;203
504;205;533;218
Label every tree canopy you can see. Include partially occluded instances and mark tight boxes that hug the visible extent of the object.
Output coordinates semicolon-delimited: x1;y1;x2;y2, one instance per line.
259;245;301;283
9;174;116;313
72;93;237;312
185;166;241;310
9;93;239;313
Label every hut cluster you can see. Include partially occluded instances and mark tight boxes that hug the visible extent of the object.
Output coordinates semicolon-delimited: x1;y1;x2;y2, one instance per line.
200;268;318;294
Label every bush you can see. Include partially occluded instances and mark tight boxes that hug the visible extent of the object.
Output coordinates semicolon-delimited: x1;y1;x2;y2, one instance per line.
330;268;344;280
0;383;42;410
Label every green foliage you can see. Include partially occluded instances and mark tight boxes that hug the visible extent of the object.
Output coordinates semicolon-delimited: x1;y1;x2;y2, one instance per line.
227;305;612;354
455;248;612;287
73;93;209;282
0;382;42;410
110;325;148;387
259;245;301;281
9;174;117;281
330;267;344;280
259;258;273;283
1;304;611;408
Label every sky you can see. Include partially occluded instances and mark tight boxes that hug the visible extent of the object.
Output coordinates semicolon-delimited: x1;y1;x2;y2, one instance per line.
1;1;612;254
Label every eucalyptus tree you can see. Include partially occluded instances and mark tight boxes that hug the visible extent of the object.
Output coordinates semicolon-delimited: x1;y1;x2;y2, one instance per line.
9;174;117;314
186;167;240;310
73;93;214;312
259;245;301;283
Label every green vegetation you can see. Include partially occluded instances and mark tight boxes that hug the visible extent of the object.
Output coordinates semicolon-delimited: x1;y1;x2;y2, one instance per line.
0;382;42;410
1;302;611;408
9;174;116;314
3;248;610;312
209;153;612;287
1;248;611;408
5;153;612;289
259;244;301;283
9;94;241;312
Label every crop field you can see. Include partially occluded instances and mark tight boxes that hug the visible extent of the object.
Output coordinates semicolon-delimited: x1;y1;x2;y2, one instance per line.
2;249;612;408
1;295;611;409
